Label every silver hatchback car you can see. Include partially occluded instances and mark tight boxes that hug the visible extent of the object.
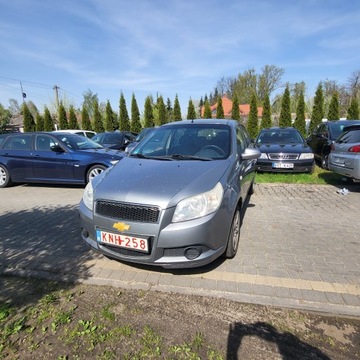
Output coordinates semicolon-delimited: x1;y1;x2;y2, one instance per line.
79;119;260;268
329;124;360;182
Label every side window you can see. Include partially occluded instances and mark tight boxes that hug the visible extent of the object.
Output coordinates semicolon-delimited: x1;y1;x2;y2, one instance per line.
3;135;32;150
35;135;53;151
236;127;247;153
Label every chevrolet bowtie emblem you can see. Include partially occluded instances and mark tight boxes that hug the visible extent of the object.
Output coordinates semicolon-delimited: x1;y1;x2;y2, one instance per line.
112;222;130;232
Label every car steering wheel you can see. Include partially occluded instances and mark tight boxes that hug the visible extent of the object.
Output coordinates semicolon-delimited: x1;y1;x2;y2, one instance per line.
202;145;225;156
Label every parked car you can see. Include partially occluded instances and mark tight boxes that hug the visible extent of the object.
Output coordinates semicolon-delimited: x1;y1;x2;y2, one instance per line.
306;120;360;169
79;119;261;269
255;127;314;173
328;125;360;182
0;132;124;188
53;129;97;138
125;127;155;154
92;131;136;150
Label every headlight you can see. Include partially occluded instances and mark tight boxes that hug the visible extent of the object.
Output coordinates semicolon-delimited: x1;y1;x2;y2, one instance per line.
83;181;94;210
110;160;119;165
172;182;224;223
299;153;314;159
259;153;268;159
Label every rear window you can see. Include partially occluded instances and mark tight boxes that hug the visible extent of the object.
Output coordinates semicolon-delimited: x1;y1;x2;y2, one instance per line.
338;129;360;143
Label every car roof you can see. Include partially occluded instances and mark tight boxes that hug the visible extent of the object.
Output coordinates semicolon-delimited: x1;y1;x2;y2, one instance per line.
161;119;238;128
260;127;299;131
344;124;360;132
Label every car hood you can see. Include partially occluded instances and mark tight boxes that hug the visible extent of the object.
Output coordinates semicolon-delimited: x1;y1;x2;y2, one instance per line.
256;143;311;153
93;157;230;209
80;148;124;159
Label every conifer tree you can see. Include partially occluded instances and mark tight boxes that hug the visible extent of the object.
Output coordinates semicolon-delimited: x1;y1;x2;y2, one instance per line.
130;94;142;133
279;86;291;127
93;100;104;133
173;95;182;121
309;83;324;133
58;102;68;130
231;94;240;121
327;92;340;121
105;100;117;131
68;105;79;129
119;92;130;131
144;96;154;128
43;107;54;131
293;90;306;136
203;99;212;118
23;103;36;132
247;93;259;139
216;97;224;119
166;98;173;121
347;97;359;119
35;113;44;131
186;99;196;120
260;93;271;129
157;95;166;125
81;105;92;130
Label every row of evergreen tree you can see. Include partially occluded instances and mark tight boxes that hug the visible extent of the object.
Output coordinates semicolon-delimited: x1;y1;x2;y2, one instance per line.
19;83;360;138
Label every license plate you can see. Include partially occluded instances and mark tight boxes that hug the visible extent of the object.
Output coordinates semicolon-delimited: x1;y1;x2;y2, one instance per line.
97;230;149;252
272;162;294;169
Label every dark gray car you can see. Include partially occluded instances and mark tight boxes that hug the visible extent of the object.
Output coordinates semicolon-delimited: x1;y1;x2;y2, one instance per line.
79;119;260;269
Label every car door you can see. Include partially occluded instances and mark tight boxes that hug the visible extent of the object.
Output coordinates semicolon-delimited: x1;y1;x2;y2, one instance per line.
31;134;75;181
236;125;255;197
0;134;34;181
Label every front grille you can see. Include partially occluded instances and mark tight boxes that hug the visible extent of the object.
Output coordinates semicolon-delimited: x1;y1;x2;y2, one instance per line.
96;200;160;223
268;153;299;160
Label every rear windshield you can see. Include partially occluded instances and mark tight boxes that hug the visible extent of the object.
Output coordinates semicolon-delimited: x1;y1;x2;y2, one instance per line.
338;129;360;143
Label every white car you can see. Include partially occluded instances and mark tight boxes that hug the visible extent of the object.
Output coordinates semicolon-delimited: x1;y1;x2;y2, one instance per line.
53;129;96;138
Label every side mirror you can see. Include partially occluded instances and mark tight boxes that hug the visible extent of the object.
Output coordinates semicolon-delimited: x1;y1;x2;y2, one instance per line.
242;147;261;160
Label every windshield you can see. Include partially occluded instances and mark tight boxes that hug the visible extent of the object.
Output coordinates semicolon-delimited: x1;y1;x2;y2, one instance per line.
256;130;304;144
131;124;231;160
53;134;104;150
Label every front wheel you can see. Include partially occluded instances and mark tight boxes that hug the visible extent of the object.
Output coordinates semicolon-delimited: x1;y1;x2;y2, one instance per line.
0;165;12;188
224;208;241;258
86;165;106;183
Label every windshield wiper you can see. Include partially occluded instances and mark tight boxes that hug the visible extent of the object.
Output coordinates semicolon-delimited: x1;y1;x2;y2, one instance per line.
130;153;172;161
170;154;212;161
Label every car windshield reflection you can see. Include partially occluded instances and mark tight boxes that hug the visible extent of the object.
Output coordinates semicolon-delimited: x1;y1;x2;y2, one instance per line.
131;124;231;160
53;134;104;150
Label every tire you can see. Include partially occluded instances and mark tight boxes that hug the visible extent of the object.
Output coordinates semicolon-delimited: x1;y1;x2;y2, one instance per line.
321;155;329;170
86;164;106;183
224;208;241;258
0;164;12;188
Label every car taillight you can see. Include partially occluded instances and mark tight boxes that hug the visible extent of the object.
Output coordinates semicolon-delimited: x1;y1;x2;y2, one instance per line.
349;145;360;152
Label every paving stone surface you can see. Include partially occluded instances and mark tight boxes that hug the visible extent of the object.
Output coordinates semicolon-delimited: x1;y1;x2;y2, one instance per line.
1;182;359;316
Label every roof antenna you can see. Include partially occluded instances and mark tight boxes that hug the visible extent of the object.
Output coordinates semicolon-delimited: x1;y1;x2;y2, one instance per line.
191;119;194;123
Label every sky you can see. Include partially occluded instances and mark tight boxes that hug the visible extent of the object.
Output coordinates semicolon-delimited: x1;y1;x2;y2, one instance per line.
1;0;360;117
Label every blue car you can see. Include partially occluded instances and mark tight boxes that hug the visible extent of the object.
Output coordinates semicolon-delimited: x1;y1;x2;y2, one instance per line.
0;132;124;188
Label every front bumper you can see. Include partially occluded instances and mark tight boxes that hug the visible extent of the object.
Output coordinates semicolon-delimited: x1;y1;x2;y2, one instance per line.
79;199;231;269
256;159;314;173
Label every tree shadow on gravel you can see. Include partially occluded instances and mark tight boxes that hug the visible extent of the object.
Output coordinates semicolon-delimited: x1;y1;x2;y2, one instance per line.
0;205;95;308
226;321;331;360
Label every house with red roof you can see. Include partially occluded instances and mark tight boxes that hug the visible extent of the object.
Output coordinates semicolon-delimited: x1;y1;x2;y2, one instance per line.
201;96;263;122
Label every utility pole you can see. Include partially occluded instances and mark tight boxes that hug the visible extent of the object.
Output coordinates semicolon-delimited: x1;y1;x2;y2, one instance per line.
20;81;26;103
53;85;60;110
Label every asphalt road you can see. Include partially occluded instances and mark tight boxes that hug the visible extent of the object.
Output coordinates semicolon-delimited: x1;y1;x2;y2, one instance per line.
1;182;359;317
